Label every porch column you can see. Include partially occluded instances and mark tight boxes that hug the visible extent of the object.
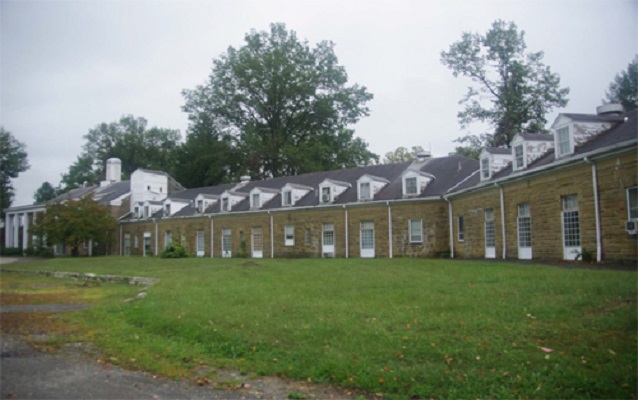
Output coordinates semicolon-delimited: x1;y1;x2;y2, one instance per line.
13;214;20;249
4;213;12;247
22;212;30;250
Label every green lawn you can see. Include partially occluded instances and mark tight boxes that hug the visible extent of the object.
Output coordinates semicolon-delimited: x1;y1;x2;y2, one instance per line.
4;257;637;399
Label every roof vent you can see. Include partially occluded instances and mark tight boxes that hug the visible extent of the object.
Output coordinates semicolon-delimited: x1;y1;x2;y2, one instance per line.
415;151;431;161
240;175;251;183
596;103;623;116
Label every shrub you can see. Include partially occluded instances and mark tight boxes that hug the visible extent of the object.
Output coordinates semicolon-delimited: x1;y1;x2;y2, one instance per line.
0;247;23;256
160;242;190;258
24;246;55;258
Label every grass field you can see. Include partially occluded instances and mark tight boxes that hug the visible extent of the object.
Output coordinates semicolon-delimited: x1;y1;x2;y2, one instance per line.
2;257;636;399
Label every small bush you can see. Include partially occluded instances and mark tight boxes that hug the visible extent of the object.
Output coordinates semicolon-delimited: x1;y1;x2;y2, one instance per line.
160;242;190;258
24;246;55;258
0;247;23;256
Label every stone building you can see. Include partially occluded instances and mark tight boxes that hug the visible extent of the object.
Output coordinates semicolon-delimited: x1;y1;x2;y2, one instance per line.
4;106;637;263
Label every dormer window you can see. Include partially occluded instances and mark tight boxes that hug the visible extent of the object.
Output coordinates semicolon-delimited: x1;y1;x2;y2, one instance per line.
514;145;524;169
283;190;292;206
405;177;417;195
481;158;490;180
134;206;140;218
556;126;571;156
143;205;149;218
360;182;371;200
252;193;260;209
321;187;331;203
222;197;229;212
165;204;171;216
197;199;204;213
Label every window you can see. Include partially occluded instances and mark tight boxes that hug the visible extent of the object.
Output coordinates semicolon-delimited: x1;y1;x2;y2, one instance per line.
285;225;295;246
517;203;531;248
360;221;375;250
222;228;232;257
181;233;186;245
196;230;205;256
165;204;171;216
321;187;331;203
147;185;151;191
485;209;495;247
165;230;172;248
457;216;464;242
134;206;139;218
627;187;638;219
557;126;570;156
322;223;334;246
134;235;139;248
197;199;204;213
514;145;524;169
283;190;292;206
481;158;490;179
144;205;149;218
305;228;311;246
404;177;417;196
562;195;581;247
124;234;131;256
222;197;229;212
143;233;151;256
252;193;260;209
360;182;371;200
409;219;423;243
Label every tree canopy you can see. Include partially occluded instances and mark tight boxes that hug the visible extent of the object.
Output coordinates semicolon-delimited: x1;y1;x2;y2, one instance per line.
383;146;425;164
441;20;569;154
60;116;181;191
183;23;377;181
604;56;638;111
33;182;58;204
33;195;117;256
0;127;30;218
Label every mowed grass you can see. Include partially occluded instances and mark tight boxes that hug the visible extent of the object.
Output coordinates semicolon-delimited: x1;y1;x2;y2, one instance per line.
4;257;636;399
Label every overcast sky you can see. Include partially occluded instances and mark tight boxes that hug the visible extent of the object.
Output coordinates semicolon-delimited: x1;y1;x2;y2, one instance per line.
2;0;636;207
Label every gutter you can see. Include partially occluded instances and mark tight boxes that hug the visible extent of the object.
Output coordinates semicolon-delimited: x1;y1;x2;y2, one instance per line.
495;183;507;259
209;215;214;258
268;211;274;258
154;219;158;256
443;195;454;258
387;201;393;258
343;205;349;258
584;157;602;262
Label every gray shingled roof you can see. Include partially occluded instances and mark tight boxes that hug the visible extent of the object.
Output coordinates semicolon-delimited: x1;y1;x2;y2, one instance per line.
93;181;131;204
484;147;512;155
519;133;554;141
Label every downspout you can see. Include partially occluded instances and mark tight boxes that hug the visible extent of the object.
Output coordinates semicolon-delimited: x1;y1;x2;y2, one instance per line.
210;214;215;258
495;183;506;259
444;196;454;258
584;157;602;262
387;201;393;258
343;205;349;258
154;219;158;256
269;211;274;258
119;224;123;256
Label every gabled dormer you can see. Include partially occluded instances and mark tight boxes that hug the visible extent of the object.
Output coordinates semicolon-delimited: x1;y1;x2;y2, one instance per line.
479;147;513;181
357;174;389;201
401;169;434;197
194;194;219;213
163;197;190;217
551;105;624;159
510;133;554;171
220;190;246;212
249;187;279;209
135;200;163;219
318;179;351;204
281;183;313;207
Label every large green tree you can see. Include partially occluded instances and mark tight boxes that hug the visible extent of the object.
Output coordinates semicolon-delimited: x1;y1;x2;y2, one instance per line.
383;146;425;164
33;195;117;256
604;56;638;111
33;181;58;204
441;20;569;153
0;127;29;218
183;23;377;181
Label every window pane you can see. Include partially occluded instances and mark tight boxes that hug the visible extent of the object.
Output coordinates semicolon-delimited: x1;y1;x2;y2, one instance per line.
305;229;311;246
360;182;371;200
515;145;524;168
458;216;464;241
405;177;417;194
409;219;423;242
563;210;581;246
285;225;294;245
252;194;260;208
361;222;374;249
322;187;331;203
562;194;578;211
252;228;263;252
323;223;334;245
197;231;205;252
628;187;638;219
222;229;232;252
481;158;490;178
558;127;570;155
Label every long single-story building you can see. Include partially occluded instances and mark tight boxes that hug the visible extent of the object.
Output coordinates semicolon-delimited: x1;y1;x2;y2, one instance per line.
4;105;637;263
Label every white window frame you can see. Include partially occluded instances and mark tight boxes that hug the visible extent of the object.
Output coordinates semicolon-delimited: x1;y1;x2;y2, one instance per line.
283;190;292;206
561;194;581;260
221;228;232;258
484;209;495;258
134;235;139;248
221;197;230;212
251;227;263;258
481;157;490;180
284;225;295;246
322;223;335;257
360;221;375;258
124;234;131;256
196;230;205;257
321;186;332;204
457;216;464;242
197;199;204;213
165;203;171;216
359;182;371;201
143;232;151;257
404;177;417;196
557;126;571;156
514;145;524;169
305;228;311;246
409;218;423;243
252;193;260;209
517;203;532;259
164;230;172;249
144;205;149;218
627;187;638;220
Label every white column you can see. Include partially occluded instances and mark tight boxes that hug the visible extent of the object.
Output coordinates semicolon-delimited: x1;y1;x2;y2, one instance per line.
13;214;20;249
22;212;30;250
4;213;12;248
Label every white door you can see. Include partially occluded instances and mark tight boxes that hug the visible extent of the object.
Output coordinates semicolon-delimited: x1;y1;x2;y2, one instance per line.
322;223;335;257
221;228;232;258
252;227;263;258
360;221;375;258
562;195;581;260
484;210;495;258
517;203;532;260
196;230;205;257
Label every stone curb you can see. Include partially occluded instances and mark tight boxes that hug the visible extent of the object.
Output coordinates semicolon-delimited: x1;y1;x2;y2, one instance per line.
0;269;159;288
